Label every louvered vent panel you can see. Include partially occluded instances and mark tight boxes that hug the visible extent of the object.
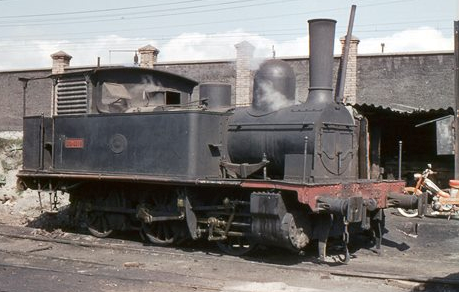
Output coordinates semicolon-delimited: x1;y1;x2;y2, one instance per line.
56;77;88;115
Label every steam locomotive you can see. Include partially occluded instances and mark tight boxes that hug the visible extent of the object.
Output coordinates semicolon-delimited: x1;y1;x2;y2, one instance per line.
17;19;413;261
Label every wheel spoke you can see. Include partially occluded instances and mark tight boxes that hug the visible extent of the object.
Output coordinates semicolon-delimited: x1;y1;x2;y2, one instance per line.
88;213;97;226
165;224;172;241
213;195;256;256
85;190;117;238
143;222;175;245
87;211;113;238
142;193;179;246
158;223;164;240
102;216;109;233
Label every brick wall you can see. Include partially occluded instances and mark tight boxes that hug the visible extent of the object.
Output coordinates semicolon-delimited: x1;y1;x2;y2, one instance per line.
155;60;236;103
0;70;52;131
0;51;455;130
357;52;455;110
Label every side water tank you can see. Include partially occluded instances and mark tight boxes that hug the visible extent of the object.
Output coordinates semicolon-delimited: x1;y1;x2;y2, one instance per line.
252;59;295;112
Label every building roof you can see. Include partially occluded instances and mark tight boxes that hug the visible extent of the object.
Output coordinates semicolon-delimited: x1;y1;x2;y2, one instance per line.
138;45;159;52
50;50;72;59
353;103;454;119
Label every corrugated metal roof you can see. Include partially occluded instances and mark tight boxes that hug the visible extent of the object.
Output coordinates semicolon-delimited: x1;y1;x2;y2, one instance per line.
351;103;455;116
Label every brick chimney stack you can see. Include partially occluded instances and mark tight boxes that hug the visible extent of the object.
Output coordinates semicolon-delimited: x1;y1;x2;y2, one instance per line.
340;35;360;104
234;41;255;107
138;45;160;68
51;51;72;74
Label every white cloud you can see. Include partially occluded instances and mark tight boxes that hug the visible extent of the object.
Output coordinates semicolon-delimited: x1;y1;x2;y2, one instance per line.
157;27;454;61
0;35;156;70
0;27;454;71
358;27;454;54
159;31;311;63
159;30;285;62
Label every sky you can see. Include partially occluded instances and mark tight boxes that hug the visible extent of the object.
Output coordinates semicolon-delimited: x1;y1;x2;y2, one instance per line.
0;0;458;70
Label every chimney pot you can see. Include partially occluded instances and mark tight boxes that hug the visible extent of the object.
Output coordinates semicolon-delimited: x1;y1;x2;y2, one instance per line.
138;45;160;68
50;50;72;74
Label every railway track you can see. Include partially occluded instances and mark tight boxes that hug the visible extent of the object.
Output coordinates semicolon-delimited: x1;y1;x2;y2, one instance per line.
0;222;457;290
0;261;222;292
0;227;223;291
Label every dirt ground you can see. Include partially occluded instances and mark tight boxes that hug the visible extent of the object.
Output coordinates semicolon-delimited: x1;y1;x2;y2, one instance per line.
0;133;35;225
0;207;457;292
0;168;71;226
0;133;68;227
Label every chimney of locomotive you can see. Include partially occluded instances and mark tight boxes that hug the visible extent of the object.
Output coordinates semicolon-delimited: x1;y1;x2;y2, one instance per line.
305;19;336;109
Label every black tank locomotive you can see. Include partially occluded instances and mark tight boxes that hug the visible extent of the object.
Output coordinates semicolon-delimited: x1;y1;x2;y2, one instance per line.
18;19;411;260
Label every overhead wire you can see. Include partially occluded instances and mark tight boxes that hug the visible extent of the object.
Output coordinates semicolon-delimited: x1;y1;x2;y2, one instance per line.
0;24;453;45
2;17;452;42
0;0;454;55
0;0;417;20
0;0;304;26
0;0;450;35
0;0;210;19
0;0;420;27
0;25;453;54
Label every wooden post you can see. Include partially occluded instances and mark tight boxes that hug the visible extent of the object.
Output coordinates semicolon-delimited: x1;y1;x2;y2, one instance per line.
358;117;370;179
370;125;381;179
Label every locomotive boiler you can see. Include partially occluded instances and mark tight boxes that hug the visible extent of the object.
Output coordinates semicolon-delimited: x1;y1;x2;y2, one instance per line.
17;18;415;261
228;20;356;182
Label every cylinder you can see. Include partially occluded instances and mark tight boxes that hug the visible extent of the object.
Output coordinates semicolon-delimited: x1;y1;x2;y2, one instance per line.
306;19;336;109
199;83;231;109
252;59;295;112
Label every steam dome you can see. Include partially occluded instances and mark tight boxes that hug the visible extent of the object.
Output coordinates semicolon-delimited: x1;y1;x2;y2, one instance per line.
252;59;295;112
